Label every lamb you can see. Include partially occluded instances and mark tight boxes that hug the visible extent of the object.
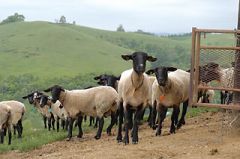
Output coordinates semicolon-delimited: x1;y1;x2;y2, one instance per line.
0;100;26;138
44;85;119;141
0;103;12;145
116;51;157;144
198;89;215;103
147;66;190;136
22;91;55;130
37;94;68;132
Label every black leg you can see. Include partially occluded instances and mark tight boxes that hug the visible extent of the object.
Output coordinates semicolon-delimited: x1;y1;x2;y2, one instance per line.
67;117;75;141
57;117;60;132
84;115;87;122
151;101;157;129
8;127;12;145
170;106;180;134
77;116;83;138
107;112;116;136
123;105;130;145
48;117;51;131
13;126;16;135
94;117;99;128
117;102;123;142
52;116;55;130
65;118;69;131
16;122;22;138
177;100;188;129
147;106;152;125
132;106;143;144
139;108;145;121
95;117;104;139
0;129;4;144
61;119;65;130
89;116;94;126
43;116;47;129
19;120;23;136
156;106;168;136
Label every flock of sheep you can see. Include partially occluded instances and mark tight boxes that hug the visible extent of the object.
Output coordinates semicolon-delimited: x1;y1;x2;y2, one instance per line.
0;51;235;145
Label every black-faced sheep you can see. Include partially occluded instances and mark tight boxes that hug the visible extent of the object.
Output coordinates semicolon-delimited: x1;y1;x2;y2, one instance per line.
22;91;55;130
94;74;120;134
44;85;119;141
38;94;68;132
0;103;12;145
147;66;190;136
116;51;157;144
0;100;26;138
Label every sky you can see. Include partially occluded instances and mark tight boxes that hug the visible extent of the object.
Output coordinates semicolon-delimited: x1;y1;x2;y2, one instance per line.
0;0;238;33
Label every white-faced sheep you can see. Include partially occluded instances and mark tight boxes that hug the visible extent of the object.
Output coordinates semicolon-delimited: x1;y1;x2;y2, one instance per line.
0;100;26;138
44;85;119;141
38;94;68;132
0;103;12;145
147;66;190;136
116;51;157;144
22;91;55;131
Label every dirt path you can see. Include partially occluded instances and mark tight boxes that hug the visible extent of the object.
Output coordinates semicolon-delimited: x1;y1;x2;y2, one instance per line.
1;112;240;159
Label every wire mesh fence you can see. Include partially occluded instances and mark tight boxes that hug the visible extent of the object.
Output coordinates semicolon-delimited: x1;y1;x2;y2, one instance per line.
189;28;240;110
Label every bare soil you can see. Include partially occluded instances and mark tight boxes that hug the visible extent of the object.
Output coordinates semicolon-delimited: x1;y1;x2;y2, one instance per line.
1;112;240;159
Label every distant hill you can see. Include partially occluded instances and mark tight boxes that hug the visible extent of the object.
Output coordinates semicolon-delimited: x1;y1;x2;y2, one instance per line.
0;21;236;81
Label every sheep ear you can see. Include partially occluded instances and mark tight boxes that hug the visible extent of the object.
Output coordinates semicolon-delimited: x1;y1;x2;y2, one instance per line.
94;75;101;80
147;56;157;62
116;75;121;80
121;54;132;61
167;67;177;72
60;87;65;92
146;69;155;75
22;95;29;99
97;81;104;85
44;87;52;92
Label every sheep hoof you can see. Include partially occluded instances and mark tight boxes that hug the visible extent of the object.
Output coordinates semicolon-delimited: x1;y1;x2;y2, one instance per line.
94;135;101;140
77;134;83;138
66;137;71;141
117;136;122;143
132;141;138;144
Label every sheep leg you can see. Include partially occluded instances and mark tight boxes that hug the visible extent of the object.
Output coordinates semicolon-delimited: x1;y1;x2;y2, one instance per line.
8;126;12;145
132;106;143;144
147;106;152;126
13;125;17;135
156;107;168;136
177;100;188;129
61;119;65;130
151;102;157;130
95;117;104;140
89;116;94;127
48;117;51;131
43;116;47;129
57;117;60;132
67;117;75;141
0;129;4;144
117;102;123;142
77;116;83;138
84;115;87;122
139;108;145;121
123;105;130;145
52;117;55;130
65;118;69;131
19;120;23;136
16;121;22;138
94;117;99;128
107;112;116;136
170;106;180;134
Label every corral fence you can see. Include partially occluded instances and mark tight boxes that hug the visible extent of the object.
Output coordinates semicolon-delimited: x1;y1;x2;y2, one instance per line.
189;27;240;110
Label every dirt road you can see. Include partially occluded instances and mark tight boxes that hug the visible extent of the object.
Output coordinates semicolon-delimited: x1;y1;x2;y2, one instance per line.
1;112;240;159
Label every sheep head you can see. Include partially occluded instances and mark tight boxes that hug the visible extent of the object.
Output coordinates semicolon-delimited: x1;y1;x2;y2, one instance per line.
121;52;157;74
44;85;65;103
147;66;177;86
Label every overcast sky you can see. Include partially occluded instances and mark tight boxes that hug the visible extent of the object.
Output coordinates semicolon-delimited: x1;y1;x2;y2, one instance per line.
0;0;238;33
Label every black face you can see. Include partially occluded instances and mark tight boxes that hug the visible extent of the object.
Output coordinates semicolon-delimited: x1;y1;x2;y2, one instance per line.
199;62;220;83
147;67;177;87
94;74;120;88
39;95;49;107
121;52;157;74
44;85;64;103
22;91;43;104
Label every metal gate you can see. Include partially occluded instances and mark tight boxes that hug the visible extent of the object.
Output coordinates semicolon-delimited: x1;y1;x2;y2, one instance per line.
189;27;240;110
